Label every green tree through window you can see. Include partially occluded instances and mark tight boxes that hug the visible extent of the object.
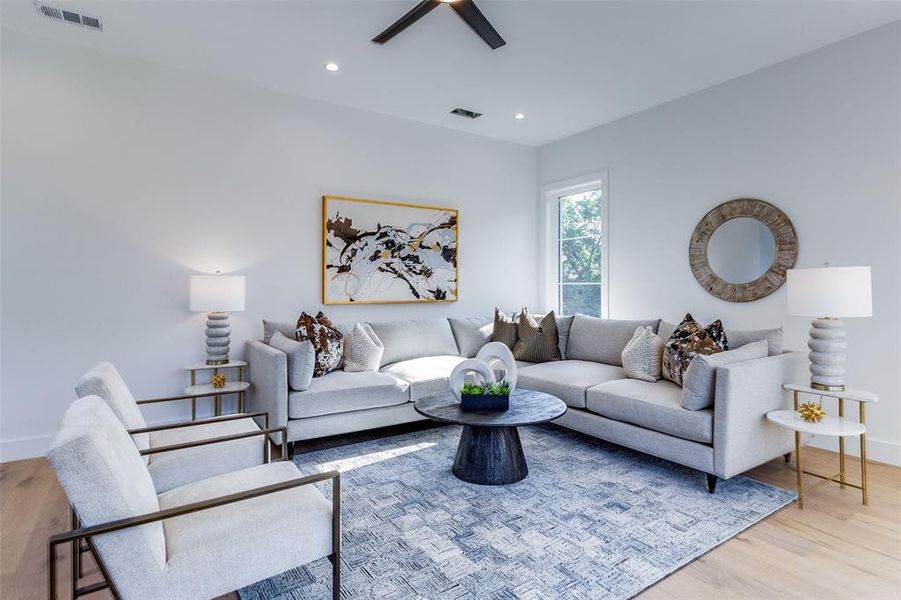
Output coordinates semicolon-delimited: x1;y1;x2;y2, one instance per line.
558;189;603;316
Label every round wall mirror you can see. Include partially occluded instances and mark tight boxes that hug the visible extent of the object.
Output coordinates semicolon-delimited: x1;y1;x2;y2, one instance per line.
707;217;776;283
689;199;797;302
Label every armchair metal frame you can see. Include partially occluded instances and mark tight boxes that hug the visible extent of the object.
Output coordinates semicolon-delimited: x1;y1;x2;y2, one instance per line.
51;468;341;600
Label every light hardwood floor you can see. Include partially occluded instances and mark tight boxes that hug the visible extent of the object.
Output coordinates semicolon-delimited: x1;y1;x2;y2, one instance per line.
2;446;898;599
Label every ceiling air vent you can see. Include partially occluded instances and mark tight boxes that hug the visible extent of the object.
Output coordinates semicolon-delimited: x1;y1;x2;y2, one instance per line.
450;108;482;120
34;2;102;31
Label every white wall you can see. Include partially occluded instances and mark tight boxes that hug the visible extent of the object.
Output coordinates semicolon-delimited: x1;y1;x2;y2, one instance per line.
0;30;538;460
539;23;901;465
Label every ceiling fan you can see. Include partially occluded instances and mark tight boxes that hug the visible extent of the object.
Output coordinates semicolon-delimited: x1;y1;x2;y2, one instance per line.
372;0;506;50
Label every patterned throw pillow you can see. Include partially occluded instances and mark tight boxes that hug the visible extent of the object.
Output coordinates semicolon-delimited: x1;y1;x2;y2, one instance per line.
343;322;384;372
661;313;728;386
621;326;665;382
490;308;520;349
295;311;344;377
512;312;562;363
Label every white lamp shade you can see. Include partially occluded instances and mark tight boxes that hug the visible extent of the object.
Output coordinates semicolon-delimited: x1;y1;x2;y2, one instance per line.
189;275;245;312
787;266;872;318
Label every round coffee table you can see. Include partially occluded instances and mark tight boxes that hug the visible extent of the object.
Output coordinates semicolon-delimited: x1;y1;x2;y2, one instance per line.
414;389;567;485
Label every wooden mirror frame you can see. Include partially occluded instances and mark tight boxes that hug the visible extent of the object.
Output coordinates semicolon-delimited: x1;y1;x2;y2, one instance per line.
689;198;798;302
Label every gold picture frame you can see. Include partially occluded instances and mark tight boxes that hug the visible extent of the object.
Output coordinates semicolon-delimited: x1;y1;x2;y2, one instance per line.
322;195;459;305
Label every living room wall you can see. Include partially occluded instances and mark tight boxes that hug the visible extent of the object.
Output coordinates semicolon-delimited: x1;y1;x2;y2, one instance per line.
538;23;901;464
0;30;538;460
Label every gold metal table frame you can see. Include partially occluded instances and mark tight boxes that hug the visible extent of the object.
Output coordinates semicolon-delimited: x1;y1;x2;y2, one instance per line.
786;386;873;510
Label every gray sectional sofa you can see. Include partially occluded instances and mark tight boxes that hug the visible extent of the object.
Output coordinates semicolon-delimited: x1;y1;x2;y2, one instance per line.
247;314;806;490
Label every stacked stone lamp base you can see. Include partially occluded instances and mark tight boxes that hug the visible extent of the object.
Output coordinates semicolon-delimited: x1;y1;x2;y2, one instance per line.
808;318;847;391
205;312;231;365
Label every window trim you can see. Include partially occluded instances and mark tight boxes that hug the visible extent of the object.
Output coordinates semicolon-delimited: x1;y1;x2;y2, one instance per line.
540;171;609;318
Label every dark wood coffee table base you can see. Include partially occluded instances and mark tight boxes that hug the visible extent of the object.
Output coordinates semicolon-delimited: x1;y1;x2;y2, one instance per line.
453;425;527;485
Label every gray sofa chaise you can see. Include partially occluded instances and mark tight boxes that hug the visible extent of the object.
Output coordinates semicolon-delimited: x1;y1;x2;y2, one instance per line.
247;315;806;490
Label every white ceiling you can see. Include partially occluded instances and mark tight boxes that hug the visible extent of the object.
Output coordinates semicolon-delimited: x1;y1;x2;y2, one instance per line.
3;1;900;146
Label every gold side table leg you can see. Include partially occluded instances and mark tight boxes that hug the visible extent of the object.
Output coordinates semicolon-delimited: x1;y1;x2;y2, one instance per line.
795;430;803;510
838;397;846;489
215;395;222;416
860;403;868;506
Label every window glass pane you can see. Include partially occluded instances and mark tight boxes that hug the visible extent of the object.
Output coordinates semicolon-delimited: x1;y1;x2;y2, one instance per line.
560;284;601;317
560;236;601;283
559;189;602;240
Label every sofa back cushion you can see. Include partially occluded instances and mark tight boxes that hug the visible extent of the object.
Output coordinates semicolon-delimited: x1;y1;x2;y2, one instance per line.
728;327;783;356
681;339;769;410
48;397;166;575
448;317;493;358
566;315;661;367
370;318;460;367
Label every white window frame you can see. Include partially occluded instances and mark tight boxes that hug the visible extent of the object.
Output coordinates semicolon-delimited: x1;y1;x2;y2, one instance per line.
539;171;609;318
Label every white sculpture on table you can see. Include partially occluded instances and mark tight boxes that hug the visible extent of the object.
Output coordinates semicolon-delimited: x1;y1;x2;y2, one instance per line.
448;342;518;402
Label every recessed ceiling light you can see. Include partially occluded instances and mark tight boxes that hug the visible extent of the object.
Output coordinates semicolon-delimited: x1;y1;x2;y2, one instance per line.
514;113;526;120
325;63;340;72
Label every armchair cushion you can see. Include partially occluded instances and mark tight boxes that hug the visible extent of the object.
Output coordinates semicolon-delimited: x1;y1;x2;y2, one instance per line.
156;462;333;599
74;362;150;457
48;397;166;576
147;417;266;493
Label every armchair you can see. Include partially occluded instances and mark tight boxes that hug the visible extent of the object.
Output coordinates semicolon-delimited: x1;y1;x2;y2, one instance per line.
48;396;340;600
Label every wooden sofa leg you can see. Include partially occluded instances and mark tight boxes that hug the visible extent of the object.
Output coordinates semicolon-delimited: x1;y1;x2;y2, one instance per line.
783;452;792;463
706;474;718;494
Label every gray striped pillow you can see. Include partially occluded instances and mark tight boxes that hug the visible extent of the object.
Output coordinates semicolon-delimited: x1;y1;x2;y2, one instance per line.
512;312;562;363
490;308;519;349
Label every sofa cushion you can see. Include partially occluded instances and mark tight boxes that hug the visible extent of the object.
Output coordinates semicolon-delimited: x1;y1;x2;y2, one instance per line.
566;315;661;367
662;313;727;386
586;379;713;444
517;360;627;409
288;371;409;419
449;317;493;358
512;312;562;363
490;308;519;349
728;327;783;356
369;319;460;367
343;322;384;372
296;311;344;377
381;355;466;401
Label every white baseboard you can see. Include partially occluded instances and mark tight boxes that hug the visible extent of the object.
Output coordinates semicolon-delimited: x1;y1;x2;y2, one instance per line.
0;434;52;463
808;435;900;466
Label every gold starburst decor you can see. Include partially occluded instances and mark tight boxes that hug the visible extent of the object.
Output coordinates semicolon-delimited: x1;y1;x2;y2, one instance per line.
798;401;826;423
211;373;228;389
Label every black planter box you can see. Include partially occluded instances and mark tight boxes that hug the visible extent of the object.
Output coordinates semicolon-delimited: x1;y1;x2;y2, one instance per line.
460;393;510;412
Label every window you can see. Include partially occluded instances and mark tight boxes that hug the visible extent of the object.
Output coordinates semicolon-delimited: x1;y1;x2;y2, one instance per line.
542;173;608;318
557;189;604;316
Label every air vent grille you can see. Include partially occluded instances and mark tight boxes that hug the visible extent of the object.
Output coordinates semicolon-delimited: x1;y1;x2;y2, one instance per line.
35;2;102;31
450;108;482;120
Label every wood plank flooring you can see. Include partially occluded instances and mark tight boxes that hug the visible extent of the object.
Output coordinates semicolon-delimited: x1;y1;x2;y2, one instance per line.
2;444;898;599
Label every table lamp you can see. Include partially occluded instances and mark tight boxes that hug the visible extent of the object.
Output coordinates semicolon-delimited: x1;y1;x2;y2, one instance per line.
189;273;245;364
787;265;872;391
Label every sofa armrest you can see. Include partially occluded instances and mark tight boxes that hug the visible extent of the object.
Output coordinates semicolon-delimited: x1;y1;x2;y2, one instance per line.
246;340;289;444
713;351;808;478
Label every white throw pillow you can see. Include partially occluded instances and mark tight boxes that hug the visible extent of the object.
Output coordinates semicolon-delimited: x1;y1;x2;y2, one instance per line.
343;323;384;372
681;340;769;410
621;326;665;382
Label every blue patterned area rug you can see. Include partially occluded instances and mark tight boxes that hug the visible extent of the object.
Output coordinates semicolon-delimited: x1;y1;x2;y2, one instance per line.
240;424;795;599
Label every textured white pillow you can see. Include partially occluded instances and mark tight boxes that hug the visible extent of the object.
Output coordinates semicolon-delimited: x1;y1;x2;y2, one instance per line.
343;323;384;372
621;326;665;382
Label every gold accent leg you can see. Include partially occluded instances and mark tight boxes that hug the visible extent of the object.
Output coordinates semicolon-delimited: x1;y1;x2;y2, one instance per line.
838;397;846;489
215;395;222;416
860;403;868;506
795;430;803;510
239;391;245;413
70;508;78;598
191;397;196;421
793;390;799;411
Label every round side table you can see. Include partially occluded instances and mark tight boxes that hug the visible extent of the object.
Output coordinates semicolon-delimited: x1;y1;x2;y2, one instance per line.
769;384;878;509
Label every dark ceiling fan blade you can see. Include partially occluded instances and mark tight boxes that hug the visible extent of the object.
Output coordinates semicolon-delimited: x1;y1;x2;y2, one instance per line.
372;0;442;44
449;0;506;49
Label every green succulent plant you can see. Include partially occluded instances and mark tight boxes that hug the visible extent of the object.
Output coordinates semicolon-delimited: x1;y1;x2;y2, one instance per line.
460;380;511;396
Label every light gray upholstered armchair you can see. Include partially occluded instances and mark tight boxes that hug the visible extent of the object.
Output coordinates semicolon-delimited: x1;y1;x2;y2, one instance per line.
75;362;268;493
48;396;340;600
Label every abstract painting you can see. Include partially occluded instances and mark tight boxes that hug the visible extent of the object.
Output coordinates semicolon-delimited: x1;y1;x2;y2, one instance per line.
322;196;458;304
